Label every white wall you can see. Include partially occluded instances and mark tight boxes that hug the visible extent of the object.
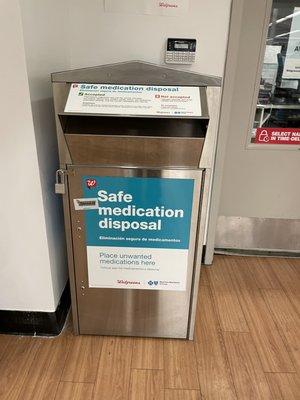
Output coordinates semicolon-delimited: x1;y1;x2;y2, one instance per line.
0;0;70;312
0;0;57;311
68;0;231;78
19;0;71;309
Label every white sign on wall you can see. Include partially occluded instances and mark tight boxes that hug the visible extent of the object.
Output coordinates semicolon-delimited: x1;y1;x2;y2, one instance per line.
283;7;300;79
65;83;202;117
104;0;190;16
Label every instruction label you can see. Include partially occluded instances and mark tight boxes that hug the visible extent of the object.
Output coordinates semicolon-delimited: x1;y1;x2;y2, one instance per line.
255;127;300;145
80;176;195;291
65;83;201;117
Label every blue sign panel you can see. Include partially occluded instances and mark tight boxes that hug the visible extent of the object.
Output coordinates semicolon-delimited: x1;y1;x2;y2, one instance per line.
78;176;195;291
82;176;194;249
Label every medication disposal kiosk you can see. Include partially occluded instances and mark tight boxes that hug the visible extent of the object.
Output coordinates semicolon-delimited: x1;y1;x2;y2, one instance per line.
52;61;221;339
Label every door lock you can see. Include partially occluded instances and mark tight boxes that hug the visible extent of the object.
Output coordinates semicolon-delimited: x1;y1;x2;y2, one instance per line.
55;169;66;194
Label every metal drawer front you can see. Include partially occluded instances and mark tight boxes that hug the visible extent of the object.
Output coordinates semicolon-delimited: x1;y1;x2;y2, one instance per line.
65;134;204;167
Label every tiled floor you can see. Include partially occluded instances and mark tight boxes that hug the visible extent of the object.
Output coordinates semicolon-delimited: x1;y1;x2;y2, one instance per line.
0;255;299;399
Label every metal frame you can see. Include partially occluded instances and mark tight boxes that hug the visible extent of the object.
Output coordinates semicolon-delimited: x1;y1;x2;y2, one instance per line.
61;171;80;333
52;61;222;338
68;166;203;338
244;0;272;151
204;0;237;265
203;0;289;264
242;0;300;151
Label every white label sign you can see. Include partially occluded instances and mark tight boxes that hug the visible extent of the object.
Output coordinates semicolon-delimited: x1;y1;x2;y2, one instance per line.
65;83;202;117
283;7;300;79
104;0;189;16
87;246;188;290
73;198;99;211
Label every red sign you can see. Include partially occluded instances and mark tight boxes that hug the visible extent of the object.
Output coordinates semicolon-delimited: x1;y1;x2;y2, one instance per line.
255;128;300;145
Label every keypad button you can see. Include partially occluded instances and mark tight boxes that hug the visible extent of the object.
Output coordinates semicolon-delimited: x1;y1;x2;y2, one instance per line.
165;51;195;64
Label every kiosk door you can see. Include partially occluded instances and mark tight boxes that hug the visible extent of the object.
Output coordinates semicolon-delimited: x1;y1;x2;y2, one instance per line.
67;166;203;338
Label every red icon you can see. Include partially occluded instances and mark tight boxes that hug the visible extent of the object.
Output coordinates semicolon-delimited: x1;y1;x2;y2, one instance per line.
258;129;270;143
86;179;97;189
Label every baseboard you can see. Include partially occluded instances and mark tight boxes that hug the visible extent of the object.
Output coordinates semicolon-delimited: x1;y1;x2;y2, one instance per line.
215;216;300;252
215;248;300;258
0;281;70;336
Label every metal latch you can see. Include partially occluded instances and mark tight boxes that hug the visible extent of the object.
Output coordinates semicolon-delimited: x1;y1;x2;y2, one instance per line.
55;169;66;194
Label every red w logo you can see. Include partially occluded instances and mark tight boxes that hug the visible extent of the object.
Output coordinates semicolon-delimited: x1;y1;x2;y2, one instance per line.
86;179;97;189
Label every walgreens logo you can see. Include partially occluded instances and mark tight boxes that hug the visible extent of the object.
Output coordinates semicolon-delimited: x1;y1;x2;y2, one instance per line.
159;2;178;8
117;280;141;285
86;179;97;189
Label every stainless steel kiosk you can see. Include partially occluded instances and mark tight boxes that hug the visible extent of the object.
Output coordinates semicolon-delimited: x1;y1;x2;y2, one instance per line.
52;61;221;339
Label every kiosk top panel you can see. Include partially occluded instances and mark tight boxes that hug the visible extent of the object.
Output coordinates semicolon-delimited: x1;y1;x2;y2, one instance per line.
51;60;222;87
